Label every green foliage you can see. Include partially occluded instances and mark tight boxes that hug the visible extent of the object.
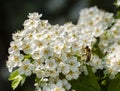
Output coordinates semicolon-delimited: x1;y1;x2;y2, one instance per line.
8;70;19;81
70;66;100;91
107;74;120;91
11;77;22;90
92;37;104;58
116;11;120;18
8;70;26;90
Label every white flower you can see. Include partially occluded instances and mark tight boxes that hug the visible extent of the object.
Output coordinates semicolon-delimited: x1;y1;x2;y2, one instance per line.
34;68;45;78
67;57;80;72
22;40;36;54
62;42;71;53
117;0;120;6
34;39;48;49
59;62;70;74
28;12;42;20
89;55;104;72
18;59;34;76
32;49;43;60
92;25;105;37
45;58;57;70
12;30;25;41
110;19;120;39
62;79;71;90
34;58;44;67
48;70;59;77
51;86;65;91
23;19;39;30
99;31;113;48
6;54;24;72
71;40;82;51
8;41;22;54
6;60;14;72
42;80;66;91
51;40;64;55
23;13;42;30
43;47;53;59
66;69;80;80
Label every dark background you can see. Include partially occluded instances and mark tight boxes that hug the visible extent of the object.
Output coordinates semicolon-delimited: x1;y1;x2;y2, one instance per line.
0;0;117;91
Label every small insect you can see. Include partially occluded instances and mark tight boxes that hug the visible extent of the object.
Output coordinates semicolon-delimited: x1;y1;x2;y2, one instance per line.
85;46;91;62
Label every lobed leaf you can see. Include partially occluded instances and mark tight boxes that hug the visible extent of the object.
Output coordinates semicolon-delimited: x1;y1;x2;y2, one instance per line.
70;66;100;91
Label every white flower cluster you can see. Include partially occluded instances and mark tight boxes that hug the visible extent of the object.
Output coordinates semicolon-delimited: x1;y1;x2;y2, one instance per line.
77;6;114;48
100;19;120;79
117;0;120;6
6;12;81;91
6;6;120;90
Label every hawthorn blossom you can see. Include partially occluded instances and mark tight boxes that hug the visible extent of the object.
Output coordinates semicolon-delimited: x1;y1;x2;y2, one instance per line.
6;7;120;91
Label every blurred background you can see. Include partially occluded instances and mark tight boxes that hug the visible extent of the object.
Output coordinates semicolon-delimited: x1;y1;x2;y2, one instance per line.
0;0;117;91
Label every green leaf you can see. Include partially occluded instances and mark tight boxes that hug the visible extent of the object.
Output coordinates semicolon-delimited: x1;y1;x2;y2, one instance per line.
8;70;27;90
20;75;26;86
107;75;120;91
11;76;22;90
8;70;19;81
116;11;120;18
70;66;100;91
